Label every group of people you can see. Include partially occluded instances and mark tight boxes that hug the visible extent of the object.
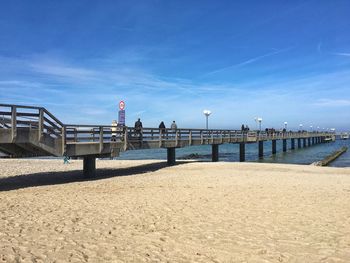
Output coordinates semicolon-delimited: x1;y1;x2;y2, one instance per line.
241;124;250;132
158;120;177;133
134;118;178;138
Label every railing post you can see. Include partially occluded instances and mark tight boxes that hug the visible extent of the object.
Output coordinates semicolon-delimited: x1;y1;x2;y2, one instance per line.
175;130;179;147
189;130;192;146
11;106;17;142
99;126;103;153
38;108;44;142
159;130;162;147
220;131;223;144
200;131;203;144
124;127;128;151
61;125;66;155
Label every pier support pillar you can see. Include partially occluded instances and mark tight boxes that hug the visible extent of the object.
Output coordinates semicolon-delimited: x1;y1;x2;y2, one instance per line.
83;156;96;178
303;138;307;147
312;137;315;145
167;147;176;166
258;141;264;159
282;139;287;152
308;138;311;147
291;138;295;150
239;143;245;162
212;144;219;162
272;140;277;154
297;138;301;148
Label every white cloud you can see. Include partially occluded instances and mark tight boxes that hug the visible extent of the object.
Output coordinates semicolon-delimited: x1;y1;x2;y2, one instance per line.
332;52;350;57
313;99;350;107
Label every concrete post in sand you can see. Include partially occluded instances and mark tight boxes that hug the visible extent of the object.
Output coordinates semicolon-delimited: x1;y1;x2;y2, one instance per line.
258;141;264;159
239;143;245;162
272;140;277;154
167;147;176;166
83;156;96;178
283;139;287;152
212;144;219;162
297;138;301;148
303;138;307;147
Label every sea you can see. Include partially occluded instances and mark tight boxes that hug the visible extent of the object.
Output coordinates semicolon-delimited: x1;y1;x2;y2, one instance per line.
117;139;350;167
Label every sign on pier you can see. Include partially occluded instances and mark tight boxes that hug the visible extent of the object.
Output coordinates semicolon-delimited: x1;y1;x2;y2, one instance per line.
118;100;126;125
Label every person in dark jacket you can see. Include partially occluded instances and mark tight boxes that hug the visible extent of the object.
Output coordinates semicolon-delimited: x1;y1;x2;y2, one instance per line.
134;118;143;138
159;121;166;134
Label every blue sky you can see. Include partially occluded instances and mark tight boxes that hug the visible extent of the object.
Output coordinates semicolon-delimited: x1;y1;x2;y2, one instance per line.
1;0;350;131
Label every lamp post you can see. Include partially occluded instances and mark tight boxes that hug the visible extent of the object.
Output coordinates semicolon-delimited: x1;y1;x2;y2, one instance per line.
203;110;211;129
299;124;303;131
284;121;288;130
257;117;263;132
310;125;313;132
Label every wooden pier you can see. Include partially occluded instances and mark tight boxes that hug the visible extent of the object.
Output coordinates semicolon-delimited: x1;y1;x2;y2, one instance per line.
0;104;335;177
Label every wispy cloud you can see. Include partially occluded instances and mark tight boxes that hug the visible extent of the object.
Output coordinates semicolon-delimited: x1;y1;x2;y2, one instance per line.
332;52;350;57
317;42;322;53
204;47;293;76
1;53;350;129
313;99;350;107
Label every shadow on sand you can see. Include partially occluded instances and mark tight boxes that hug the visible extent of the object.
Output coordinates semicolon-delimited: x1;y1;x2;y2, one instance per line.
0;161;188;192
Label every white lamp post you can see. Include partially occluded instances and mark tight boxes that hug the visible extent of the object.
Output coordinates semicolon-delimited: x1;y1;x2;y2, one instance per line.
284;121;288;130
299;124;303;131
310;125;313;132
203;110;211;129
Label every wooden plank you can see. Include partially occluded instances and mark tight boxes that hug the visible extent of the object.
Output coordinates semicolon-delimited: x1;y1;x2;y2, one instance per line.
0;111;12;116
11;106;16;142
189;131;192;146
43;108;64;127
124;127;128;151
38;108;44;141
0;103;42;110
43;116;61;131
99;127;103;153
61;126;66;155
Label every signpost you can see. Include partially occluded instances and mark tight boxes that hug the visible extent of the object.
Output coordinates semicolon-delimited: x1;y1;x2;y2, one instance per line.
119;101;125;111
118;101;125;125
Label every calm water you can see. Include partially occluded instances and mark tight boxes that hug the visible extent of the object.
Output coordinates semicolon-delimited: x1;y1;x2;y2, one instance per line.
118;139;350;167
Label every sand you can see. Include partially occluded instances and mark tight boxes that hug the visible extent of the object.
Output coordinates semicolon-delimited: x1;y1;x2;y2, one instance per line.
0;159;350;262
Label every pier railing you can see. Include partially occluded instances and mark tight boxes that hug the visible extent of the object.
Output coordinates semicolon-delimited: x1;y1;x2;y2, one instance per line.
0;104;64;142
63;125;332;146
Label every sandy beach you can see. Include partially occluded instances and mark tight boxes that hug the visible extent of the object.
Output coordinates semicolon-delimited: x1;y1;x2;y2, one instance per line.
0;159;350;262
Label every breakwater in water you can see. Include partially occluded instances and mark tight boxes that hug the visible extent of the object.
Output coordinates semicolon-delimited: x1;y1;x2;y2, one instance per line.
313;147;348;166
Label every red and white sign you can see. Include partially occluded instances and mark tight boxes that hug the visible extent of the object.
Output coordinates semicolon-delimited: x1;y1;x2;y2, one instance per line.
119;100;125;110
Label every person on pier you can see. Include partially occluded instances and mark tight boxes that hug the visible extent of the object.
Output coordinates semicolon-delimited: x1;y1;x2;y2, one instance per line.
134;118;143;139
171;121;177;138
159;121;166;136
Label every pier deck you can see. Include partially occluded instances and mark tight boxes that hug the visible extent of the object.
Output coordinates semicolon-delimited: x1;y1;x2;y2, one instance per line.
0;104;335;177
